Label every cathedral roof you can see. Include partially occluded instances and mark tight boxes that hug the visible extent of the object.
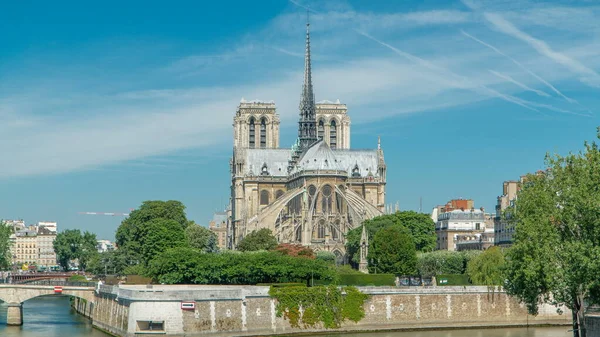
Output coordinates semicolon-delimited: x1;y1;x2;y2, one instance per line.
245;149;290;177
298;140;344;171
333;149;380;177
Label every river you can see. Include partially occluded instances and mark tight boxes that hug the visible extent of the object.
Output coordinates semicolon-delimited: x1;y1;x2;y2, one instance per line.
0;296;573;337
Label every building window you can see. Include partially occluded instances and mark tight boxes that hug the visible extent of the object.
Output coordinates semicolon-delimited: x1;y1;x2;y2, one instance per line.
321;185;332;213
136;321;165;332
249;117;256;148
330;120;337;149
476;223;481;230
314;220;325;240
275;190;284;200
318;120;324;140
260;118;267;148
260;190;270;205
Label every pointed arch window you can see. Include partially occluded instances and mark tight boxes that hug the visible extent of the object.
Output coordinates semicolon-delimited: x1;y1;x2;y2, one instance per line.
260;118;267;148
321;185;332;213
260;190;270;205
330;120;337;149
314;220;325;240
318;120;324;140
249;118;256;148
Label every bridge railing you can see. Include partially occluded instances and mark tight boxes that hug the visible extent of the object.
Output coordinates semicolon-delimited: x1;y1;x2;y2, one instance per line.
0;279;96;287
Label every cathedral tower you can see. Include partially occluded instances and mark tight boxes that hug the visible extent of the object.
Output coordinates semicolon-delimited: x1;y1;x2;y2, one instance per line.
297;19;318;152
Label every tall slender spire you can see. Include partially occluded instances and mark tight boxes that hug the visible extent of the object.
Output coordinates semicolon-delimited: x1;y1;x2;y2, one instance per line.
297;11;317;152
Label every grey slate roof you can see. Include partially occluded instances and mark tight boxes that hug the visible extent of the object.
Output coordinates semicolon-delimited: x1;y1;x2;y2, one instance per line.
243;141;381;178
245;148;290;177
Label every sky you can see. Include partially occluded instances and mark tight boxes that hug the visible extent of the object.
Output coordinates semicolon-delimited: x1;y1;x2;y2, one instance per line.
1;0;599;240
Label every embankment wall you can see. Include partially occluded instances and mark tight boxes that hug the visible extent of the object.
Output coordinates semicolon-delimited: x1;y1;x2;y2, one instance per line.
77;285;570;337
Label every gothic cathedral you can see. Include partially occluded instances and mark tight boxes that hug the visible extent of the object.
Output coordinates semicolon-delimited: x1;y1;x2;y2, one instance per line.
229;20;386;262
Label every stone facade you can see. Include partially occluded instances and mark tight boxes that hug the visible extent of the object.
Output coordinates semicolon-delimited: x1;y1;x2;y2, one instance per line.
229;22;386;259
82;284;570;337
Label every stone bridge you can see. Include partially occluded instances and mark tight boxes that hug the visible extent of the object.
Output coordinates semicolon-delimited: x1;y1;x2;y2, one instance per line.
0;284;96;325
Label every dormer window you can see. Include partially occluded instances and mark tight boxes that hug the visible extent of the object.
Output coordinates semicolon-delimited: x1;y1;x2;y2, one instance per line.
352;164;361;177
261;163;269;176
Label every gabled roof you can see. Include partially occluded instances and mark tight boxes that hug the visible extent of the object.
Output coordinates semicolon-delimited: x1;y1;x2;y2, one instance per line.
298;140;345;171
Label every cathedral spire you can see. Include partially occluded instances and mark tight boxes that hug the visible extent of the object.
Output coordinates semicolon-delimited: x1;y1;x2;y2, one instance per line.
297;12;317;152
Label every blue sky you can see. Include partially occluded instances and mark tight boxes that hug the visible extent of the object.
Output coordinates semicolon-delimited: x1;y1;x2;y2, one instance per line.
1;0;599;240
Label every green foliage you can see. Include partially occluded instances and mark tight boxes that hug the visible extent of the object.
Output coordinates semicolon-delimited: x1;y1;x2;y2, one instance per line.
68;274;88;282
346;211;435;266
236;228;278;252
138;219;187;266
53;229;98;271
503;129;600;333
416;250;481;277
337;274;396;286
115;200;188;267
316;251;336;264
114;200;189;269
185;224;218;253
86;250;129;276
146;248;335;285
0;222;13;270
269;285;369;329
370;226;417;274
436;274;471;286
466;247;505;286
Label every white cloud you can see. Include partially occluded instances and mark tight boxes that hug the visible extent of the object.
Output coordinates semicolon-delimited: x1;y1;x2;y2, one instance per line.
2;0;599;178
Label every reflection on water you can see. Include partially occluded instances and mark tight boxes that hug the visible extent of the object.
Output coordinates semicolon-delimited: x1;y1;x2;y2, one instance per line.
0;296;572;337
0;296;110;337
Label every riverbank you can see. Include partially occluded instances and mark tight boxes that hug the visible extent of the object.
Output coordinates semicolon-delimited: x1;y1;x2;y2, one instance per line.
69;285;571;337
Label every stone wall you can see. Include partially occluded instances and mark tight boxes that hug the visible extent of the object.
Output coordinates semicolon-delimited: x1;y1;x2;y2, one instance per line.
87;285;570;337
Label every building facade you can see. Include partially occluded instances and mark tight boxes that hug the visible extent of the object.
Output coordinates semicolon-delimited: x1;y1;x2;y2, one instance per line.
9;222;58;268
97;240;116;253
435;206;491;251
229;22;386;259
208;212;228;250
494;178;524;247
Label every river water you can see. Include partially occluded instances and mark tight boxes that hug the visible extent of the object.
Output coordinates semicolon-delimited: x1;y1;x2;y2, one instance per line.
0;296;573;337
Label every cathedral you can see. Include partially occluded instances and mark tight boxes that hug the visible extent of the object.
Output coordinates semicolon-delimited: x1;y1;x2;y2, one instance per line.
229;20;386;261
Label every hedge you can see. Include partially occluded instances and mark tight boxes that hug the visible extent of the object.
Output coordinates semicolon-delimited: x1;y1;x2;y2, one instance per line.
436;274;471;286
336;274;396;286
257;283;306;287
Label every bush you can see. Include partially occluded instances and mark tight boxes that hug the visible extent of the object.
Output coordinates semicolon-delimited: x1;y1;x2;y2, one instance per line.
436;274;471;286
417;250;482;277
338;274;396;286
316;251;336;264
68;274;88;282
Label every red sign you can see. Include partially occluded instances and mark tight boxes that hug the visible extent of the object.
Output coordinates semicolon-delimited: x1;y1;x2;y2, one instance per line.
54;286;63;294
181;301;195;310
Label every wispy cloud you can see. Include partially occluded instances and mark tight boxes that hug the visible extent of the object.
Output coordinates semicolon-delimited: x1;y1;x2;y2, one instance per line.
354;30;541;113
482;12;600;88
461;30;577;103
488;70;549;97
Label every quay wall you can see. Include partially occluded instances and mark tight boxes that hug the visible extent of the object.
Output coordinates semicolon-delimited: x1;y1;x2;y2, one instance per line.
82;285;570;337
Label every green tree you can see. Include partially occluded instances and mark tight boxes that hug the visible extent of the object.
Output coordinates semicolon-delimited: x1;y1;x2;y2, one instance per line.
236;228;277;252
370;226;417;274
466;247;505;286
146;248;335;285
87;250;129;276
185;224;218;253
0;222;13;270
53;229;97;271
138;219;187;266
346;211;435;267
115;200;189;268
504;129;600;337
390;211;436;252
417;250;481;277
